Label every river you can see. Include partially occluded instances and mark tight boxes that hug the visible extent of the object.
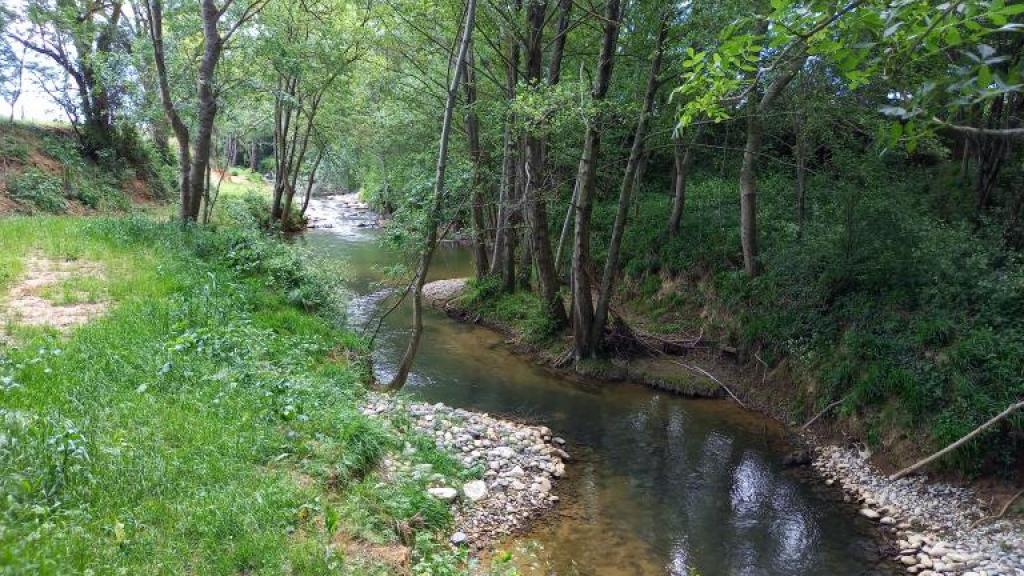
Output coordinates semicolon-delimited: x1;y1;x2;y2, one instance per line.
302;195;894;576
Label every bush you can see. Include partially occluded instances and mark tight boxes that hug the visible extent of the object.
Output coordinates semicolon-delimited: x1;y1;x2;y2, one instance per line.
8;168;67;213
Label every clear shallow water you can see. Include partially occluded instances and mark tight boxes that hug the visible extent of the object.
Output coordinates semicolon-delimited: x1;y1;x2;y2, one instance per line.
301;203;894;576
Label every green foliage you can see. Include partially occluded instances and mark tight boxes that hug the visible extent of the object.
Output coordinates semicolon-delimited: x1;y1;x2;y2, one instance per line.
0;132;30;161
607;154;1024;474
8;168;67;213
462;277;558;345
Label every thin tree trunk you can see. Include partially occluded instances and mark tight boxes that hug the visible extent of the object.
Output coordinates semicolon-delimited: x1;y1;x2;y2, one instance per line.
524;0;567;325
554;180;577;271
668;132;694;236
299;146;324;218
795;129;807;237
188;0;225;221
570;0;621;362
144;0;192;221
740;50;807;277
490;22;520;292
591;13;667;350
890;401;1024;480
461;39;489;279
388;0;477;391
739;108;763;277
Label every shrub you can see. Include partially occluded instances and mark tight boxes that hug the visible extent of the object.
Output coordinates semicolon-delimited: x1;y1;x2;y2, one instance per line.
8;168;67;213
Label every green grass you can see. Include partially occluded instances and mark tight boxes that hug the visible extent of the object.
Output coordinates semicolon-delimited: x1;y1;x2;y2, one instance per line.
0;216;474;574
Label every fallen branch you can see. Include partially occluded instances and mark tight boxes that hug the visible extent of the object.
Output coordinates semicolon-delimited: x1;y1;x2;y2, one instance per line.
970;487;1024;529
800;393;852;431
634;336;746;409
889;400;1024;480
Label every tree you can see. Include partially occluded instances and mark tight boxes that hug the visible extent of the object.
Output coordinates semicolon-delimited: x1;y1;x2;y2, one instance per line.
263;0;365;228
569;0;621;362
522;0;568;326
144;0;269;222
388;0;478;391
592;9;670;349
12;0;129;154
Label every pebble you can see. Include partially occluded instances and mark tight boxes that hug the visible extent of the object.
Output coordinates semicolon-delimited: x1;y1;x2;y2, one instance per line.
428;487;458;502
813;446;1024;575
362;392;568;548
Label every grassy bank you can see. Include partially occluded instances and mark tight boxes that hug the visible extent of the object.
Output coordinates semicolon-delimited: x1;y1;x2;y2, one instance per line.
0;215;478;574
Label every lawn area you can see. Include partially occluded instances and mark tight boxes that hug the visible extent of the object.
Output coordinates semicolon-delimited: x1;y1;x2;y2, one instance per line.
0;215;467;574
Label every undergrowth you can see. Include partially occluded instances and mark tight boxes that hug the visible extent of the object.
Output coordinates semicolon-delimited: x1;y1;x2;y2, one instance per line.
588;155;1023;475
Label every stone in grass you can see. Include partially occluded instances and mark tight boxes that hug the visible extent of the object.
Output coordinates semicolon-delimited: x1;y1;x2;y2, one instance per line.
428;487;458;502
463;480;488;502
450;532;468;546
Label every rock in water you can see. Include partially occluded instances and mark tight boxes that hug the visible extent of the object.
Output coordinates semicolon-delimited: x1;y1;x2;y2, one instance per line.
463;480;488;502
427;487;458;502
783;449;813;467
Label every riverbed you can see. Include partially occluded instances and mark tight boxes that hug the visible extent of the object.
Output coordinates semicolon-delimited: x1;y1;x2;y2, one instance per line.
303;195;894;575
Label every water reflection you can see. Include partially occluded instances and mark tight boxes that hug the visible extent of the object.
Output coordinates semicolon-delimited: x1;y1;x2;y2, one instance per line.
301;216;892;575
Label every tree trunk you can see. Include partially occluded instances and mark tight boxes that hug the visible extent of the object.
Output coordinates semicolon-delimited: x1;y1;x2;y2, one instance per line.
570;0;621;362
739;107;763;277
145;0;193;221
591;13;667;350
187;0;225;222
489;21;520;292
461;39;489;280
668;132;694;236
795;128;807;237
524;0;567;326
740;50;807;276
299;147;324;218
388;0;477;391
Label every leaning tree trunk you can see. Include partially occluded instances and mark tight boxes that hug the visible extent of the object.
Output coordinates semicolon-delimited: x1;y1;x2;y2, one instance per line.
570;0;621;362
523;0;567;326
591;13;667;351
145;0;192;221
388;0;478;391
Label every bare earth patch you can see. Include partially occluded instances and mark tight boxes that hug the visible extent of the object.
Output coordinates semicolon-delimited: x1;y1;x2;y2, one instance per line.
2;255;109;333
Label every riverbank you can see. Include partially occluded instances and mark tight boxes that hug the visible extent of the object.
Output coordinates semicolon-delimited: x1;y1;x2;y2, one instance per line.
362;393;568;549
0;216;555;575
422;277;1024;576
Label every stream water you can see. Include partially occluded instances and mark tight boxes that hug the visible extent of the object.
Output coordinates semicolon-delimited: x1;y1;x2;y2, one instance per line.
303;196;894;575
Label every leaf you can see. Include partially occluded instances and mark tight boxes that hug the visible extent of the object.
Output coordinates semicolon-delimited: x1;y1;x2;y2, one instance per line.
978;65;992;88
944;26;961;46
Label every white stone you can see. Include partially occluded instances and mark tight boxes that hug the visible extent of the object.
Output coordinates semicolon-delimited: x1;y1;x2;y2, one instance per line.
859;508;881;519
427;487;458;502
463;480;488;502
